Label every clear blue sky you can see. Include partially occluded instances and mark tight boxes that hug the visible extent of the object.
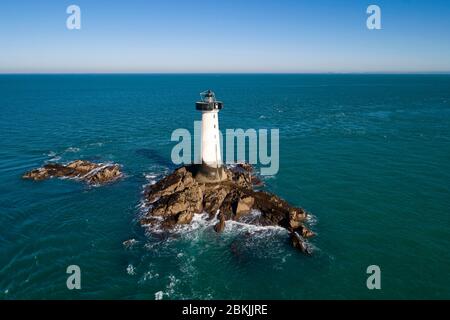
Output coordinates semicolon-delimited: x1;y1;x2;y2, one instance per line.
1;0;449;73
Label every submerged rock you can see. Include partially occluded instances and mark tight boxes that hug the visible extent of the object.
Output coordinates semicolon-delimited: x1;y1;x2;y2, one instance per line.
291;231;312;255
23;160;122;185
141;163;315;255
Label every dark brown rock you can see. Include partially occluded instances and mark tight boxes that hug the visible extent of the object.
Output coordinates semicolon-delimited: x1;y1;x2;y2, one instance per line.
23;160;122;185
177;211;194;224
218;190;239;220
151;185;203;217
298;225;315;238
288;207;308;229
251;176;264;187
145;167;194;203
234;195;255;219
233;171;252;189
66;160;98;173
230;163;265;187
248;191;309;230
203;185;229;215
214;213;226;233
291;232;312;255
236;162;253;173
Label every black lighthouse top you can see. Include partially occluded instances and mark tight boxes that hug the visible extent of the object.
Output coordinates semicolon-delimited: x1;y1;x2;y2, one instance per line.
196;90;223;111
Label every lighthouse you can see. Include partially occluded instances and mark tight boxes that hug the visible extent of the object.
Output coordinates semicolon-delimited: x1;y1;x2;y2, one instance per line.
195;90;226;182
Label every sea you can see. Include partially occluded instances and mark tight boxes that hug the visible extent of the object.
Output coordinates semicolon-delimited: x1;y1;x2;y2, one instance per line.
0;74;449;299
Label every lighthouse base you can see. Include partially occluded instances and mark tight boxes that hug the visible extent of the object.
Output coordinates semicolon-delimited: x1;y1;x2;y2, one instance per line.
187;163;229;184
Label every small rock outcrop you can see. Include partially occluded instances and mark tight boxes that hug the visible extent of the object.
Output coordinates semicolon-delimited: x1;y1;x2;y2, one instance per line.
141;163;315;255
214;212;226;233
23;160;122;185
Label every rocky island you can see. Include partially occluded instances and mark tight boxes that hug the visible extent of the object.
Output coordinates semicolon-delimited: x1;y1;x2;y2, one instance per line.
23;160;123;185
140;163;315;255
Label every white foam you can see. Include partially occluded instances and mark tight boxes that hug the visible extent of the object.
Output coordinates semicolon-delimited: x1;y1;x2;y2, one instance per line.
306;213;318;226
225;219;287;235
173;213;217;234
122;238;139;249
65;147;80;153
144;173;161;186
126;264;136;275
141;167;170;192
46;151;61;162
154;291;163;300
142;208;288;244
154;275;180;300
141;270;159;282
165;275;179;296
89;142;104;147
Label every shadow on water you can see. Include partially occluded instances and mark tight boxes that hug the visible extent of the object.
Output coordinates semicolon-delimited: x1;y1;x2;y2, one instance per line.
135;148;176;170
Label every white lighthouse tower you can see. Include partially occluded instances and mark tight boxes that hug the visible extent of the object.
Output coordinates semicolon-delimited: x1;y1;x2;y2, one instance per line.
195;90;226;182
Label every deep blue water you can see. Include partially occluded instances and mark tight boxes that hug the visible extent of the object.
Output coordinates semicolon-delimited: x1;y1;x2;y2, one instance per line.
0;74;449;299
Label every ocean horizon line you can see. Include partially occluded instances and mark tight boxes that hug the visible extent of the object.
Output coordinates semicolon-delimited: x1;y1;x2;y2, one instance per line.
1;71;450;75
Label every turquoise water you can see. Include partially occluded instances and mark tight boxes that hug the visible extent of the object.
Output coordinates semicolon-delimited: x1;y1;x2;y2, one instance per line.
0;74;449;299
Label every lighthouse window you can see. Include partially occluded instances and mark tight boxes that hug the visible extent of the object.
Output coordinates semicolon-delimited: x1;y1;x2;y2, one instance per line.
214;124;216;128
213;114;215;118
